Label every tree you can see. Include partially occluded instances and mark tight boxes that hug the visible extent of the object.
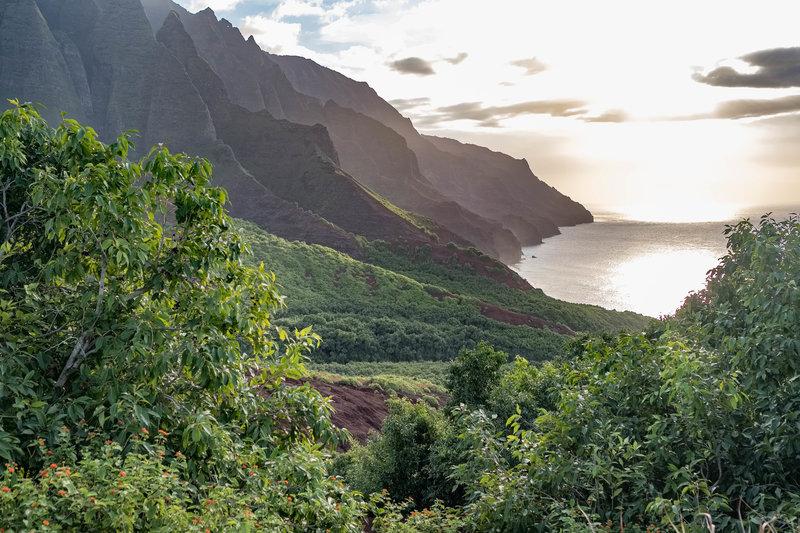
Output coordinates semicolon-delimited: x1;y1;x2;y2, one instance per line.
0;102;339;470
445;341;507;408
676;214;800;493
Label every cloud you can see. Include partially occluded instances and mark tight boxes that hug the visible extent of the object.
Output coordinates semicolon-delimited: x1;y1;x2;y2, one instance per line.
240;14;302;55
388;97;431;112
425;99;588;127
582;109;629;123
185;0;243;12
444;52;468;65
272;0;327;19
388;57;436;76
510;57;547;76
713;94;800;120
694;47;800;88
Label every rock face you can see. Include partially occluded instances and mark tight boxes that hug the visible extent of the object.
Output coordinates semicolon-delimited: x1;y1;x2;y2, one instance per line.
1;0;592;266
269;53;594;244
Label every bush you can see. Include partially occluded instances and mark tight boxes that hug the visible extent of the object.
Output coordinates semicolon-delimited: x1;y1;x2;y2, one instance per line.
445;342;507;408
341;399;459;508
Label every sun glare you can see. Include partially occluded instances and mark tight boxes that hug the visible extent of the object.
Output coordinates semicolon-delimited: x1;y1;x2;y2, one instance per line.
610;248;719;317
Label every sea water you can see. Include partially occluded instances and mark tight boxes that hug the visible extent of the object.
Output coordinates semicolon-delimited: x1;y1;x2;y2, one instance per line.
512;207;799;318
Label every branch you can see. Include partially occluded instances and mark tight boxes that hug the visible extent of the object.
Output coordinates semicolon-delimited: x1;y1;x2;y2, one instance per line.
54;332;89;390
54;254;107;392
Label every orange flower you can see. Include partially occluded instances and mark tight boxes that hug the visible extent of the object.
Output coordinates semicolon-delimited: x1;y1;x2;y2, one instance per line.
42;521;50;526
7;467;14;473
49;464;58;469
287;497;292;502
158;429;168;436
141;428;149;434
1;487;10;492
57;490;67;495
119;472;126;477
90;497;95;502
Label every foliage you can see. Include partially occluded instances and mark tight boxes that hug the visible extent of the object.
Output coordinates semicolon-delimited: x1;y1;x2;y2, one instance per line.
676;214;800;493
445;342;507;409
0;423;361;532
0;104;361;530
367;491;473;533
338;399;461;508
312;371;445;399
486;356;563;428
437;214;800;531
451;333;745;531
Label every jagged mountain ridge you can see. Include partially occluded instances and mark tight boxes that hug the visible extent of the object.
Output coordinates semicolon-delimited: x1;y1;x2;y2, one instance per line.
267;54;594;238
139;0;591;261
1;0;591;268
0;0;443;259
138;0;524;261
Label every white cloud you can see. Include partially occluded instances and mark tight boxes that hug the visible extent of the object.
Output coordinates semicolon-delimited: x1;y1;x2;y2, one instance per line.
185;0;244;12
240;14;304;55
272;0;326;19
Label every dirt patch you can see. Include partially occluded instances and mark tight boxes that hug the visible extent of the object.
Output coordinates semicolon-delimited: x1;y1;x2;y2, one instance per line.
478;301;575;336
424;286;457;301
285;378;446;449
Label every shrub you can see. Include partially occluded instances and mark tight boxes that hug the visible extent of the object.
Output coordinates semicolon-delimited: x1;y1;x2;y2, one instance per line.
445;342;507;408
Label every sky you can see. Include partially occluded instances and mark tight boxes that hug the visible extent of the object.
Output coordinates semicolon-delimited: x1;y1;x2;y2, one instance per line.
173;0;800;221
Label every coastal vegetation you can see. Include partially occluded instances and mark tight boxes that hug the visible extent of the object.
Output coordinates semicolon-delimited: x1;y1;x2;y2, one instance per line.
2;107;800;531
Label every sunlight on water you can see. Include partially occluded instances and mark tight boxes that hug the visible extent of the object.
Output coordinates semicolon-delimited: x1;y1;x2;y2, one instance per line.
609;249;719;317
513;206;799;317
513;216;731;317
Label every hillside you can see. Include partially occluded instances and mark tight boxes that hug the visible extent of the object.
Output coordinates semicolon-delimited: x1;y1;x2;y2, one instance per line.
238;220;650;364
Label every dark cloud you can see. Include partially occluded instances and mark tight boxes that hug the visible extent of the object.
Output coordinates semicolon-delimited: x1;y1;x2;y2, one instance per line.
510;57;547;76
429;99;588;127
388;57;435;76
714;94;800;119
444;52;468;65
388;97;431;112
694;47;800;88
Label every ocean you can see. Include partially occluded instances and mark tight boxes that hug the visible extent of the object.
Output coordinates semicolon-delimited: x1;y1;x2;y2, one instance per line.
512;207;799;318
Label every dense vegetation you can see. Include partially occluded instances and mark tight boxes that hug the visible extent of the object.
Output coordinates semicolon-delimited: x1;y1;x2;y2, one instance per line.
0;104;361;531
3;105;799;532
240;222;648;364
341;215;800;531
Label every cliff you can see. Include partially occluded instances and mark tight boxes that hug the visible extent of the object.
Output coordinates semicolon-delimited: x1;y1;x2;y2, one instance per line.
1;0;592;268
